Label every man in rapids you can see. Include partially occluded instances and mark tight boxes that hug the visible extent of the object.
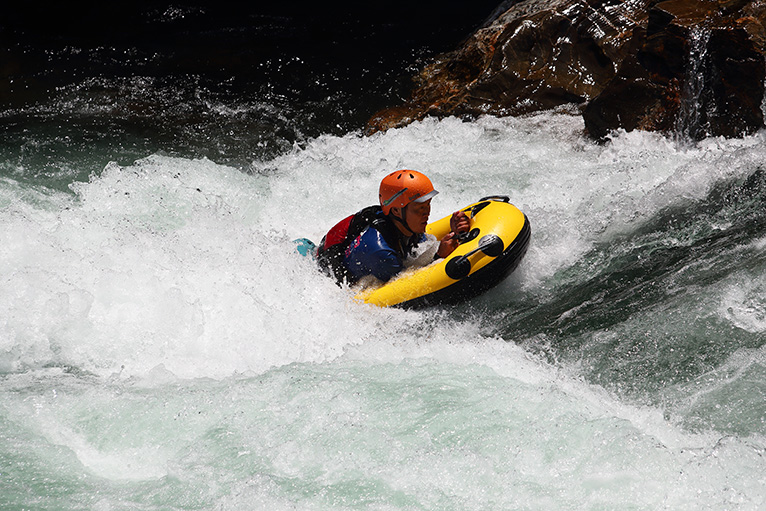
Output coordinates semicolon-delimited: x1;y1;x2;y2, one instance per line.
314;170;470;285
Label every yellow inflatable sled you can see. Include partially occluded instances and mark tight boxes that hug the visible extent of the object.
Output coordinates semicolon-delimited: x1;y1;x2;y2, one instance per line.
354;196;530;309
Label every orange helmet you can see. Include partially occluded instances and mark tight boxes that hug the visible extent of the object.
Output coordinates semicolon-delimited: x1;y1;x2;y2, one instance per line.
379;170;439;215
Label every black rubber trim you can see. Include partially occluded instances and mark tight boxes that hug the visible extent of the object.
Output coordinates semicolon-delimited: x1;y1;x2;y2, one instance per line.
398;214;531;309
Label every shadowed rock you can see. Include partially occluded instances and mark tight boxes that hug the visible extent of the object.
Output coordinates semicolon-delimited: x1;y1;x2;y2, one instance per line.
367;0;766;140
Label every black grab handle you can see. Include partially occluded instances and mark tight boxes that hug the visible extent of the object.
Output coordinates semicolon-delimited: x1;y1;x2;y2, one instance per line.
445;234;504;280
456;228;480;244
479;195;509;203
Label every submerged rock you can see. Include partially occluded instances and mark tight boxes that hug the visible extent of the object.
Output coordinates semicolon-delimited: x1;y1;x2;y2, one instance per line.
367;0;766;140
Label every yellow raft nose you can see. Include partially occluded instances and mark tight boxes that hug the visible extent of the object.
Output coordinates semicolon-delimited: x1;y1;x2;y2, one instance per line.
354;196;530;309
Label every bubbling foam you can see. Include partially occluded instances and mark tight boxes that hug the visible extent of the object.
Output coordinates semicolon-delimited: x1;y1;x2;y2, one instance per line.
3;115;766;382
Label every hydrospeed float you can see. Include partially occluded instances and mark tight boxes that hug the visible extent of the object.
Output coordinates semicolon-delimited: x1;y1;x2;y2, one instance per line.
296;196;530;309
355;195;530;309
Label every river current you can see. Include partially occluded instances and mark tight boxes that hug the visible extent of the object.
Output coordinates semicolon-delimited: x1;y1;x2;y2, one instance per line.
2;3;765;510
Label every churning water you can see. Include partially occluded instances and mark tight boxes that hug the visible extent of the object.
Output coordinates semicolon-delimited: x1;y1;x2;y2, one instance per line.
1;3;765;509
2;110;765;509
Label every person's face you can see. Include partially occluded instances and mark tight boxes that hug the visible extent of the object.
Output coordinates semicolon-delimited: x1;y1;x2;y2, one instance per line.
404;200;431;234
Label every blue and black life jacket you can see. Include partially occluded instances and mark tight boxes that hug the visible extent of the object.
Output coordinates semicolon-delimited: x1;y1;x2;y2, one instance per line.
316;205;418;285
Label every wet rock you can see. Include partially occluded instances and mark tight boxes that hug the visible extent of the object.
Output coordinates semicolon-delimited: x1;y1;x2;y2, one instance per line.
587;0;766;139
367;0;766;140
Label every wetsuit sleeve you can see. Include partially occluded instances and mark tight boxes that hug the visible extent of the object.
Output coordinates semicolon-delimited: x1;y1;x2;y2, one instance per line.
344;227;404;282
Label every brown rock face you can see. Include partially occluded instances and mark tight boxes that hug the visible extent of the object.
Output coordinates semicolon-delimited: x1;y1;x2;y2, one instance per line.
367;0;766;140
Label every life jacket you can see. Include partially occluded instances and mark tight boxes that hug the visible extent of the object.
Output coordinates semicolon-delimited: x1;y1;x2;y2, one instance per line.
317;205;414;284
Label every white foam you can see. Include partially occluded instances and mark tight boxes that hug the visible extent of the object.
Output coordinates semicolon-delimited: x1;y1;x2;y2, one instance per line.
2;115;765;382
720;267;766;334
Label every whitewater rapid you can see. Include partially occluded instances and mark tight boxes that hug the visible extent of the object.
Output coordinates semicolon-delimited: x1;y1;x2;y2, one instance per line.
2;112;765;509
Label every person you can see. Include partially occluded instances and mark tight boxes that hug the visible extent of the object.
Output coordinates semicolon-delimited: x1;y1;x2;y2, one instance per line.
316;169;470;285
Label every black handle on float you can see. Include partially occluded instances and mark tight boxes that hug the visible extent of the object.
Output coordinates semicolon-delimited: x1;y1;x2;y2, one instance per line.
478;195;509;203
456;228;480;244
461;195;509;220
445;234;505;280
455;196;509;244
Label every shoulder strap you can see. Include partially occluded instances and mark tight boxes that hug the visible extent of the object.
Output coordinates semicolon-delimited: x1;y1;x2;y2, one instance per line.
367;210;417;259
347;205;382;241
317;205;382;283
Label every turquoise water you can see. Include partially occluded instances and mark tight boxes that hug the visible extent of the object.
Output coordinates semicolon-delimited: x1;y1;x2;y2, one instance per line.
2;110;765;509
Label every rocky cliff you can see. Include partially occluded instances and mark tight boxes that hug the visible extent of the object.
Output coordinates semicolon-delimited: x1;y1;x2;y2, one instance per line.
367;0;766;140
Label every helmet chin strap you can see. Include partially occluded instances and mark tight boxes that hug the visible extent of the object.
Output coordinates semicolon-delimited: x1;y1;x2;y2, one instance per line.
391;206;415;236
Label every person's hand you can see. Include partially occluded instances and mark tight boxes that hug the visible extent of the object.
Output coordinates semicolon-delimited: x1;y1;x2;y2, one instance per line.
436;211;472;258
437;231;460;259
450;210;470;234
